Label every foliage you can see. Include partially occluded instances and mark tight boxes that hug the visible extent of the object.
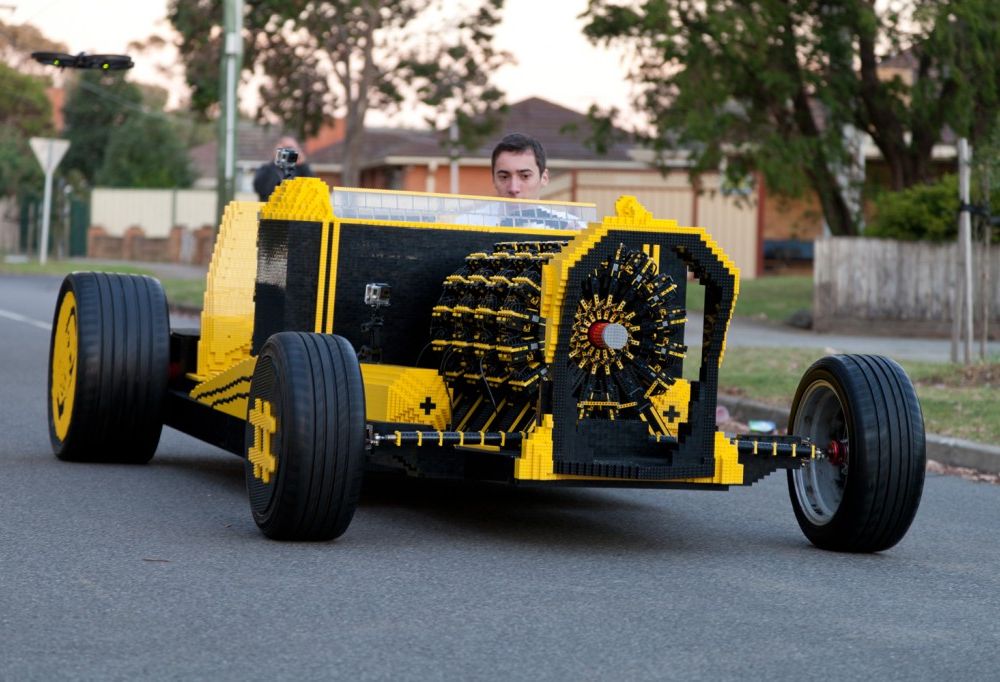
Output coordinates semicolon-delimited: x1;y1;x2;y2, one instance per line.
0;63;54;138
583;0;1000;237
0;19;67;72
61;71;194;189
0;64;53;197
61;72;144;185
0;127;44;199
867;175;959;241
168;0;509;186
96;115;195;188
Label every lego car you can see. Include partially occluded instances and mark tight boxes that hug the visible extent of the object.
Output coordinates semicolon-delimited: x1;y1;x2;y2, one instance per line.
47;177;925;551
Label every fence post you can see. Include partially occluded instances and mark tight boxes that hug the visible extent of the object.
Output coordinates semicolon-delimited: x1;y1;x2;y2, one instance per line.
957;139;975;364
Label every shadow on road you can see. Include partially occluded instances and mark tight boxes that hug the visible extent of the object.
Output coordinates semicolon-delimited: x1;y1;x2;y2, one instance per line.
356;473;704;553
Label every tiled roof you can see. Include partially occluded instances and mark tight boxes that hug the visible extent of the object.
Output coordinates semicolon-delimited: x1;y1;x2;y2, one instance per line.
309;126;443;165
188;120;296;178
471;97;634;162
308;97;635;168
189;98;634;178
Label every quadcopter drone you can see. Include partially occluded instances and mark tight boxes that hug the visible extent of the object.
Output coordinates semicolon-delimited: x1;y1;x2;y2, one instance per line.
31;51;133;71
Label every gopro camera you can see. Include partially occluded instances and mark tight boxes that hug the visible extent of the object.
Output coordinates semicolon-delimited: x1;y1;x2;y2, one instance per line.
364;283;391;308
274;147;299;179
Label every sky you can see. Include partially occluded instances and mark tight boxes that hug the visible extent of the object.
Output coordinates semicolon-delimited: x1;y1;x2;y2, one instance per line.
10;0;640;128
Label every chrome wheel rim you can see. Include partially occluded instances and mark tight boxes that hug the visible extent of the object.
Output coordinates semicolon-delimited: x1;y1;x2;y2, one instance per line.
791;380;849;526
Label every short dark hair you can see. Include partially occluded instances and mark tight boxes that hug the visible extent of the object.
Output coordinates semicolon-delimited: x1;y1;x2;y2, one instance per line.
491;133;547;174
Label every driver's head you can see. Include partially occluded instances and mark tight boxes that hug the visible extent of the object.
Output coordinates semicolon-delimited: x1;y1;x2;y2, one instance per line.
491;133;549;200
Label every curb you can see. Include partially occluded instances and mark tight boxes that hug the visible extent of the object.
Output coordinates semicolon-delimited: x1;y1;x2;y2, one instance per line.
169;304;202;318
717;394;1000;475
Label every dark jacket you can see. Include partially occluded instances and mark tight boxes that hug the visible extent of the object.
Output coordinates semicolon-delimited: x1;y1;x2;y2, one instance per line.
253;162;315;202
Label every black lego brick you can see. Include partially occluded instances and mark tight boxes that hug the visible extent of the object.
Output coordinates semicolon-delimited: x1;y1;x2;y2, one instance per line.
332;224;564;366
252;219;322;353
547;228;736;480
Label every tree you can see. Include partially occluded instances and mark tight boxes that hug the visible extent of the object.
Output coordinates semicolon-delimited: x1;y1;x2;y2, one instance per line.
169;0;509;187
96;115;195;188
583;0;1000;236
867;175;959;241
61;71;144;185
0;63;52;197
0;19;68;73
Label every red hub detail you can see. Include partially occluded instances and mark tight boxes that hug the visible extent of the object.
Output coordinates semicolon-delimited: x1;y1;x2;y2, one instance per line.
827;439;848;466
588;321;610;348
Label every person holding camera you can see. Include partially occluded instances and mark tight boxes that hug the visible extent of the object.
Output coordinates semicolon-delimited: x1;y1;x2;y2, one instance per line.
253;136;315;202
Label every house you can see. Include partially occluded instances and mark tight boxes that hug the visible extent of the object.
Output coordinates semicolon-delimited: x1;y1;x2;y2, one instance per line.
303;97;763;277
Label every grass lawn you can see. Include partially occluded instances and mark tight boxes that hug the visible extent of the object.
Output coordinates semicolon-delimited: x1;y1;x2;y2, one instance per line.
1;259;206;310
686;274;813;323
0;259;153;277
159;278;206;309
706;346;1000;444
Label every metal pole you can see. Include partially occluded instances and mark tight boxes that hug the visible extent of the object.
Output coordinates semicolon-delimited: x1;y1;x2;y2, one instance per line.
449;122;459;194
39;144;54;265
958;138;974;364
217;0;243;221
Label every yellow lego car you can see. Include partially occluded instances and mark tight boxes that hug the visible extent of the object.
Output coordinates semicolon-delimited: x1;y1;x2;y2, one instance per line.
47;178;925;551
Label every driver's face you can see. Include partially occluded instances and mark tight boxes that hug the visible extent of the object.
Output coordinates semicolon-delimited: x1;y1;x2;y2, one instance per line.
492;150;549;199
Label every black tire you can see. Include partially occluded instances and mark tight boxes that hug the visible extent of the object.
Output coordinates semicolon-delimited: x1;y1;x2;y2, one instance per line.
245;332;366;541
47;272;170;463
786;354;925;552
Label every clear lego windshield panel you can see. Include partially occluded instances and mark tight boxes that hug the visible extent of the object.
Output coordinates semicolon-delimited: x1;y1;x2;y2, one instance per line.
331;187;596;230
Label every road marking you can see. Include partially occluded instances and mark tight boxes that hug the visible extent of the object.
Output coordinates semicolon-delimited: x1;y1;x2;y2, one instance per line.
0;308;51;331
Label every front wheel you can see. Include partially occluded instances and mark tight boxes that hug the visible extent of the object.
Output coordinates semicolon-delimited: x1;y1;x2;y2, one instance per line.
48;272;170;463
787;354;925;553
244;332;366;541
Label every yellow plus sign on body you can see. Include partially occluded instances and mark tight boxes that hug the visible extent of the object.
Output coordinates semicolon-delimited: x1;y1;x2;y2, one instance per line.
248;398;277;483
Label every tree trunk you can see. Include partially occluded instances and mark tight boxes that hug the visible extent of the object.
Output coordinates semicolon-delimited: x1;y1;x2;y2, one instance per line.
340;117;364;188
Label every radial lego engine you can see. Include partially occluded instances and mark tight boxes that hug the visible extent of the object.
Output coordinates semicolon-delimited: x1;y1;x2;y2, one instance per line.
568;244;686;422
430;241;686;434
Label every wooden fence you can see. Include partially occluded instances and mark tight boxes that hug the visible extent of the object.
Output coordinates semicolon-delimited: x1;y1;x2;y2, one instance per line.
814;237;1000;337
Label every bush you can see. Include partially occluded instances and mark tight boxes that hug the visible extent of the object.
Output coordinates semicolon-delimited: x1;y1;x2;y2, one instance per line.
867;175;959;242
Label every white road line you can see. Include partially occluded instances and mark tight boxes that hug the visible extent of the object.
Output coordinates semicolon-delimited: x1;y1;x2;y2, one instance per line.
0;309;51;331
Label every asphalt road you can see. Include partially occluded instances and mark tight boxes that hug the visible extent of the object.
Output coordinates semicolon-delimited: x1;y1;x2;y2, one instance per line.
2;274;999;681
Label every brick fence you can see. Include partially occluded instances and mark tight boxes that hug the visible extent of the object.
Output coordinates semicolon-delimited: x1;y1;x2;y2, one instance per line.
87;224;217;265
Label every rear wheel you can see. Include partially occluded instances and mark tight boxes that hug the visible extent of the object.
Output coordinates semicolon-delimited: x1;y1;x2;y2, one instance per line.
48;272;170;463
245;332;366;541
787;354;925;552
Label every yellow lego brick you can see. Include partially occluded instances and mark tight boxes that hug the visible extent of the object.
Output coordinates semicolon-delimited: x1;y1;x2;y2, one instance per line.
195;200;262;380
672;431;745;485
190;356;256;419
514;414;557;481
648;379;692;437
361;364;451;429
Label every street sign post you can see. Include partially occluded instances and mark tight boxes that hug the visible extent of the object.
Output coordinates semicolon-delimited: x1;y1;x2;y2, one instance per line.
29;137;70;265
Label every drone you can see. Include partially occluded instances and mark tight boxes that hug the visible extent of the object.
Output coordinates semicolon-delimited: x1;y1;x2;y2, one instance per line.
31;52;133;70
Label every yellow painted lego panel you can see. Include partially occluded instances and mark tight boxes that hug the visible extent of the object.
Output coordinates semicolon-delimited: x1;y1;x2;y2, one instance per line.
196;200;261;380
361;364;452;430
190;356;256;420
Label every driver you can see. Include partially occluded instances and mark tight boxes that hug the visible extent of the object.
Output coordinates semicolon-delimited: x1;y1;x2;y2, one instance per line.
491;133;549;200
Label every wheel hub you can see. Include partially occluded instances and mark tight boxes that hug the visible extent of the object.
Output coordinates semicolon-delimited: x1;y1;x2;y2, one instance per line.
827;438;848;466
587;321;629;350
